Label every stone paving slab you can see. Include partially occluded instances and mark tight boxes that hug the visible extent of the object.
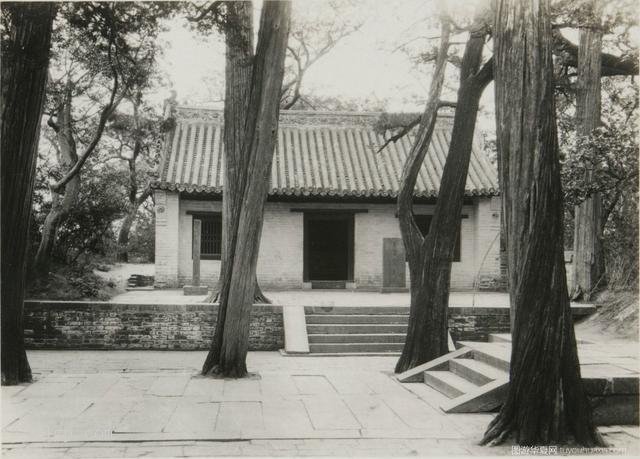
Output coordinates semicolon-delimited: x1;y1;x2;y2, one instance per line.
2;350;639;457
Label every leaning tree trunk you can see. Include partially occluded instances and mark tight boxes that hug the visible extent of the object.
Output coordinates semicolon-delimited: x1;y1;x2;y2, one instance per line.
481;0;603;446
1;2;56;385
572;0;604;301
117;206;136;262
34;176;80;271
117;189;152;262
395;17;493;373
202;0;291;377
33;83;79;275
395;23;449;372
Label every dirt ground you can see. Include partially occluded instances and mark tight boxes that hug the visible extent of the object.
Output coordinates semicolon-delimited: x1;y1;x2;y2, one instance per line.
575;290;639;344
92;263;154;292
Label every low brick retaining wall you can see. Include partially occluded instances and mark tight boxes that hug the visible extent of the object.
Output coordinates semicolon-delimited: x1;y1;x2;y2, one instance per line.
448;307;510;342
23;301;592;351
23;301;283;351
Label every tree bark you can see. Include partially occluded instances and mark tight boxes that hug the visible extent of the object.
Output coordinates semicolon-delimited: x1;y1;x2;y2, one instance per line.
481;0;603;446
33;83;80;275
202;0;290;377
203;0;254;374
204;1;271;308
395;16;492;373
117;206;135;262
572;0;604;301
1;2;56;385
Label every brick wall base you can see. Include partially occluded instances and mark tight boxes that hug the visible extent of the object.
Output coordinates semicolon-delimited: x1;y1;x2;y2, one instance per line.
24;301;283;351
448;307;510;342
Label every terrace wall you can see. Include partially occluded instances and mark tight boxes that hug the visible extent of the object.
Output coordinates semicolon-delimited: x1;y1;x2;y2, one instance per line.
22;301;522;350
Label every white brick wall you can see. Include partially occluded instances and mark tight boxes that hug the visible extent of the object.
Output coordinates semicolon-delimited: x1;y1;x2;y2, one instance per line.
155;196;502;291
154;190;180;287
473;196;502;287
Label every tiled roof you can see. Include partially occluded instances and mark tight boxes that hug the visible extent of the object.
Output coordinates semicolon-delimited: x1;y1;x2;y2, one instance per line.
153;107;499;199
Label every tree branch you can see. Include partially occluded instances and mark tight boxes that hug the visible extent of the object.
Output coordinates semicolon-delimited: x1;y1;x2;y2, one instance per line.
188;1;224;23
375;100;457;153
553;29;639;76
51;41;125;193
397;19;451;271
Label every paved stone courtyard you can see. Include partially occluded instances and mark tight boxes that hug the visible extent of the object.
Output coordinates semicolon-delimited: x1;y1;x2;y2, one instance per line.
2;351;638;458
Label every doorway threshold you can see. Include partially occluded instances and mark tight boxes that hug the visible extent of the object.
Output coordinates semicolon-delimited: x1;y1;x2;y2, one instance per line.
311;280;346;289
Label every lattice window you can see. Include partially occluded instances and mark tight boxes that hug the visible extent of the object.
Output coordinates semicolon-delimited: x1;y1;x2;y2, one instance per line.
194;214;222;260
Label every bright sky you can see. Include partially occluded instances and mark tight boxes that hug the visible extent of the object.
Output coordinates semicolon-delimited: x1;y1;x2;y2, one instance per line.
155;0;494;117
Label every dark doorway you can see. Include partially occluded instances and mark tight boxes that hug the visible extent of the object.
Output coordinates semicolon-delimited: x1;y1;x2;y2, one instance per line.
304;213;354;284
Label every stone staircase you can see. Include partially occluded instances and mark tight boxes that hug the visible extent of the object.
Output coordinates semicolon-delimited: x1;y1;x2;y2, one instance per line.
397;339;640;424
304;306;408;355
415;345;510;413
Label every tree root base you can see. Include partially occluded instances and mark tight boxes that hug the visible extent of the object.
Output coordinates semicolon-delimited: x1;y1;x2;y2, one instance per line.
480;416;607;448
201;365;259;380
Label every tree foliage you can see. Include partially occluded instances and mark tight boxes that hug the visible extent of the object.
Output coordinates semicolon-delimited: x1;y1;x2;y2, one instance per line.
32;2;170;273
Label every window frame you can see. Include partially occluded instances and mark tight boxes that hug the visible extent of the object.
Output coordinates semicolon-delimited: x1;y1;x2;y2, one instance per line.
189;211;222;260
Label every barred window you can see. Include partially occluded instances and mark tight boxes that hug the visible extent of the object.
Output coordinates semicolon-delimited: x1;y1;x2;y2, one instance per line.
414;214;461;262
192;213;222;260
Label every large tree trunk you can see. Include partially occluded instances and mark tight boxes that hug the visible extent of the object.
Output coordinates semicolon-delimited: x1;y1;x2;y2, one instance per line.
481;0;603;446
396;18;493;373
572;0;604;301
204;1;270;308
203;0;254;374
1;2;56;385
202;0;291;377
34;83;79;275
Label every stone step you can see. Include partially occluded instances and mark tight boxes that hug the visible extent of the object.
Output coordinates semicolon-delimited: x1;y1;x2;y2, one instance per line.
423;370;480;399
488;333;511;343
471;348;510;372
307;333;406;344
308;342;405;353
300;351;401;357
304;306;409;315
307;324;408;334
449;358;508;386
306;314;409;324
311;280;346;289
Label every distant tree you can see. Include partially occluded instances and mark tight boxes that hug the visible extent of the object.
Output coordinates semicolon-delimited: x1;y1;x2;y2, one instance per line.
1;2;56;385
33;2;169;275
280;0;362;109
571;0;604;300
562;81;639;288
108;92;161;262
481;0;602;446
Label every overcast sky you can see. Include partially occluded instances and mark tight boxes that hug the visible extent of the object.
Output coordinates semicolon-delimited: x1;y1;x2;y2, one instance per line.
155;0;494;117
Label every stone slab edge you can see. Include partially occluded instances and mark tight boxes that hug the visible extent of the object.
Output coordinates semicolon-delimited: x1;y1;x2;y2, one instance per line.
395;346;473;383
282;305;309;354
